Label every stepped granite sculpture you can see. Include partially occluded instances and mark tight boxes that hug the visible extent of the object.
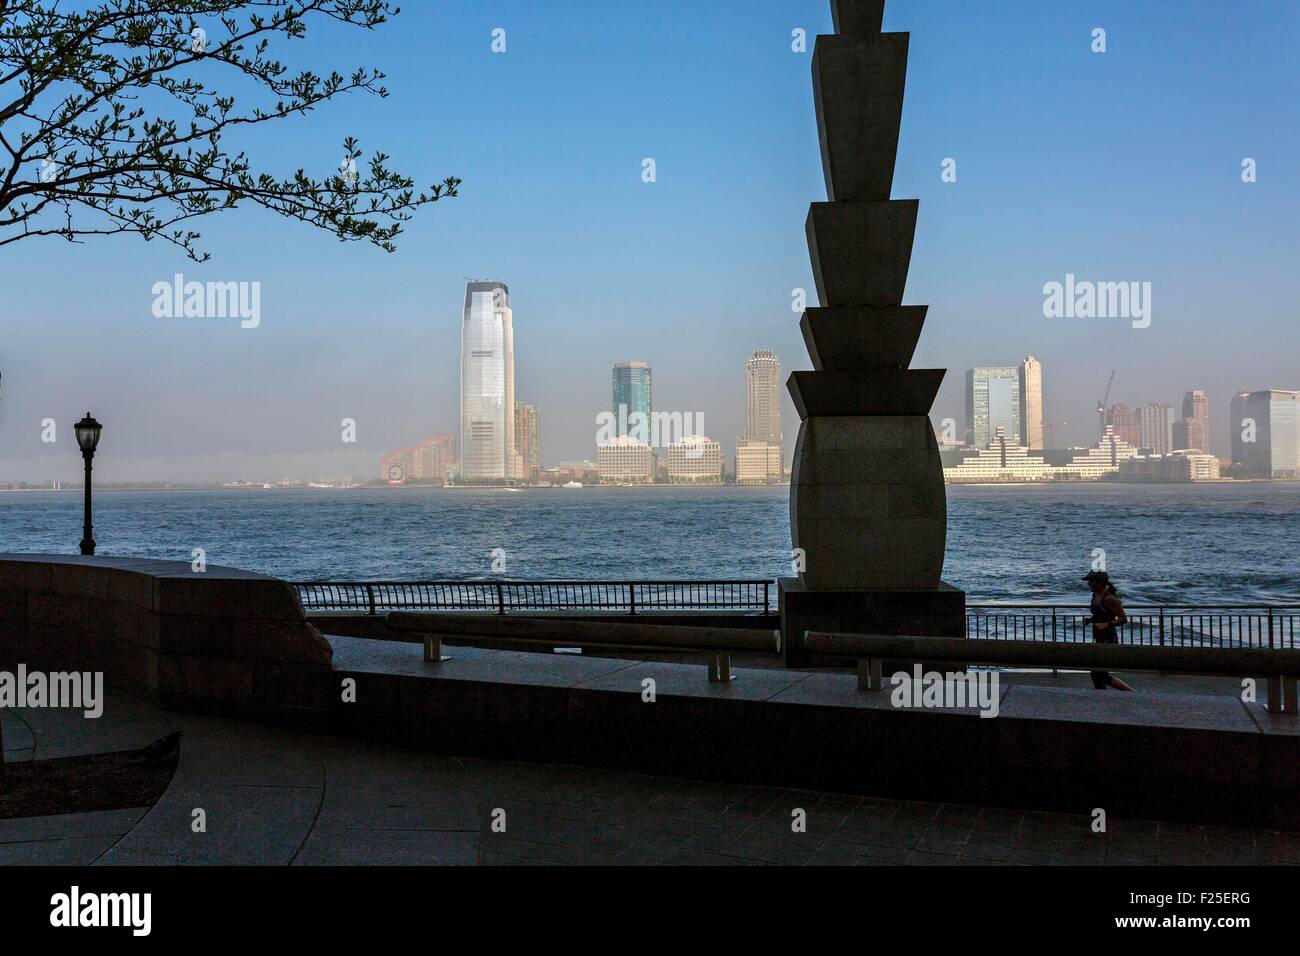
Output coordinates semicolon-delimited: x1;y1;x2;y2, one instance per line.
780;0;965;664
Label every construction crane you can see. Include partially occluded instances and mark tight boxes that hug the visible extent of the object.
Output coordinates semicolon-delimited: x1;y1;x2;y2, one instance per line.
1096;370;1116;440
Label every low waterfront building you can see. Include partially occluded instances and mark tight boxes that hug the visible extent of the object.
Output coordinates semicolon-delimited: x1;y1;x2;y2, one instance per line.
551;459;597;483
944;426;1140;483
735;439;784;484
1052;427;1142;479
666;436;723;483
596;437;655;483
1114;450;1221;482
942;427;1054;483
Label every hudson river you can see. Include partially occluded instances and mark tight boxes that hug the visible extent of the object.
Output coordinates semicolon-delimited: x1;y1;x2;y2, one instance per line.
1;483;1296;604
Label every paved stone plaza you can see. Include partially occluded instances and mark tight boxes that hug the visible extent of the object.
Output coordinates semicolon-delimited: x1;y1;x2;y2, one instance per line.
2;684;1295;866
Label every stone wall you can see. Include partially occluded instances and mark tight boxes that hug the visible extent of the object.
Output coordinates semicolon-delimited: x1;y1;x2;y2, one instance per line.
0;555;334;728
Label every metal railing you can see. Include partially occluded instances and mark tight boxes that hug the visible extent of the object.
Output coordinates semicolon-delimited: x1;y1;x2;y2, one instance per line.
294;579;774;617
292;579;1298;650
966;603;1300;650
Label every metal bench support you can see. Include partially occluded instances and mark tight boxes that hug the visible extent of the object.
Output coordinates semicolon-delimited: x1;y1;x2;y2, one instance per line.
707;652;733;683
857;658;883;691
423;633;451;663
1268;674;1299;716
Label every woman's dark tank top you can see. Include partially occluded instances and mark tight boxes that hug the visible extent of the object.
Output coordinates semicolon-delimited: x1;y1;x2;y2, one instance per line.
1092;593;1116;644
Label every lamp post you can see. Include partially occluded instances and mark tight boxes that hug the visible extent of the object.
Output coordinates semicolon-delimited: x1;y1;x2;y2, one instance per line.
74;412;102;556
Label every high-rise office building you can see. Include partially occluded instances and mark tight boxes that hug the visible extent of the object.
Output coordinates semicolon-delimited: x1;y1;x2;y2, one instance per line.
612;361;652;440
1230;390;1252;470
514;401;540;481
744;350;783;444
460;281;516;481
1137;403;1175;455
1242;389;1300;478
966;367;1021;449
1019;356;1043;450
1106;403;1141;448
737;349;784;483
1173;389;1210;452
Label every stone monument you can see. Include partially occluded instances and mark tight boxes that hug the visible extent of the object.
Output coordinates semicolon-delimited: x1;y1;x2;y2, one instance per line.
780;0;965;664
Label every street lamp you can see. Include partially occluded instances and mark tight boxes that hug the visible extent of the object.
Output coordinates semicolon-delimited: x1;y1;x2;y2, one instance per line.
74;412;102;556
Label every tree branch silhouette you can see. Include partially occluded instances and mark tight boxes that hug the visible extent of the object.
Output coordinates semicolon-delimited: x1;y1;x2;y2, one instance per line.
0;0;459;260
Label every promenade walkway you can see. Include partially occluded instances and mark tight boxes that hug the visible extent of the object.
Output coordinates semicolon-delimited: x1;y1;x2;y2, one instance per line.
2;682;1296;866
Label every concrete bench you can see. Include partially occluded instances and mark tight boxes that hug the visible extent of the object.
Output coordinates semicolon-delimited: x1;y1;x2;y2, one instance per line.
388;612;781;683
803;631;1300;715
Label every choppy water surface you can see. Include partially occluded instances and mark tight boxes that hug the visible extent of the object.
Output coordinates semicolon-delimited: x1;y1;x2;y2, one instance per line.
1;483;1296;604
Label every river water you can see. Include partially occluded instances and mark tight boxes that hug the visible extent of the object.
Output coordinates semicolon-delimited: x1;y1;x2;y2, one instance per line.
1;482;1296;604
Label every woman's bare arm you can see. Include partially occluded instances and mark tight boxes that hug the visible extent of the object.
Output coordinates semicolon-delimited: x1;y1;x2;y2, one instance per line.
1104;594;1127;626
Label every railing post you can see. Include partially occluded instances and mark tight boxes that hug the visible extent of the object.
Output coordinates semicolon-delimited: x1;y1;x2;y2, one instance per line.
764;582;770;617
629;585;637;616
497;582;505;615
1268;607;1275;649
1159;607;1165;646
366;584;376;617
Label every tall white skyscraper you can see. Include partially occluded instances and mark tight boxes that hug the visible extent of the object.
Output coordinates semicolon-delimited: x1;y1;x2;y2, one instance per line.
1019;356;1043;450
460;281;517;481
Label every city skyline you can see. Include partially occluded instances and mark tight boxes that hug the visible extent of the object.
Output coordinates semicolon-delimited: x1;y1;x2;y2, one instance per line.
3;1;1299;483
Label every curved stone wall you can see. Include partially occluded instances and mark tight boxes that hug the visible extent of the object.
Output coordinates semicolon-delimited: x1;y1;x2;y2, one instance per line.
0;554;333;725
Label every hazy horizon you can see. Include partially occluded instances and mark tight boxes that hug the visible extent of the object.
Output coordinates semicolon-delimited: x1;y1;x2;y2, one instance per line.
3;0;1298;484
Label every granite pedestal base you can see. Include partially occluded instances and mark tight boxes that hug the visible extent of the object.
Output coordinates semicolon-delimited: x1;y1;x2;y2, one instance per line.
779;576;965;667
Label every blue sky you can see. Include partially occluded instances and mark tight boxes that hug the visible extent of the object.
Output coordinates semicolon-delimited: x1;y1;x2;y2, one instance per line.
1;0;1297;481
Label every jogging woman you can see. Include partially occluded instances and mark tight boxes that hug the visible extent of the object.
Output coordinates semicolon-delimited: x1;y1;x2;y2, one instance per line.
1084;570;1134;691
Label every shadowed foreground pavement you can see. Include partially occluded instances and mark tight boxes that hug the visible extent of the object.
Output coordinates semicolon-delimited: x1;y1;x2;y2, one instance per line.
1;686;1295;866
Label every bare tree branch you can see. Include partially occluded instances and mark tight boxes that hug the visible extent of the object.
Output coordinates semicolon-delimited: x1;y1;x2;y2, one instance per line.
0;0;459;260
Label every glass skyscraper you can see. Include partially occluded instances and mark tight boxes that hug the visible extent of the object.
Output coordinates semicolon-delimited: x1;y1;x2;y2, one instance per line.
966;367;1021;449
612;361;652;440
1244;389;1300;478
1230;390;1251;469
1137;403;1175;455
460;281;516;481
